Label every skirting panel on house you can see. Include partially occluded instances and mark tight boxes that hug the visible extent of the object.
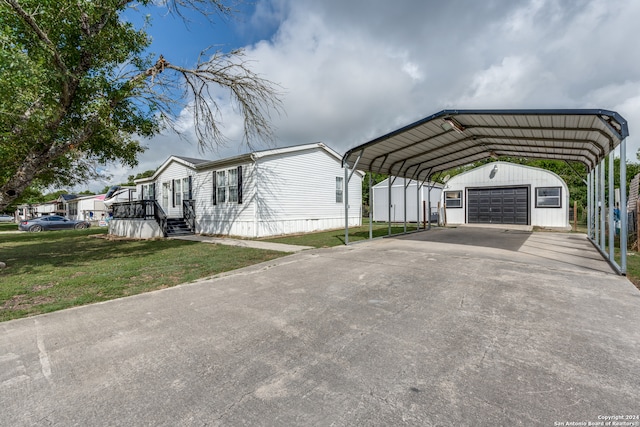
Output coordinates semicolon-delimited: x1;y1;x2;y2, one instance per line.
197;216;361;238
109;219;164;239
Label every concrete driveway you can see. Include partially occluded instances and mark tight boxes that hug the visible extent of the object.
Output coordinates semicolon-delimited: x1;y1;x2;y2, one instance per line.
1;227;639;426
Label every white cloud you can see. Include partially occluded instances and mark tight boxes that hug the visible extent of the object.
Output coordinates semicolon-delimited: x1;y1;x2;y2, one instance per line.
89;0;640;192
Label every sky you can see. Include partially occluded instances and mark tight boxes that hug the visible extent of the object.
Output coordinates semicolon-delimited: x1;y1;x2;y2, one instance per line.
87;0;640;192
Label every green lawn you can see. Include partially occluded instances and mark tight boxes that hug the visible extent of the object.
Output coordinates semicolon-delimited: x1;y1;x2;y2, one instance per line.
0;222;18;232
0;228;284;322
260;221;420;248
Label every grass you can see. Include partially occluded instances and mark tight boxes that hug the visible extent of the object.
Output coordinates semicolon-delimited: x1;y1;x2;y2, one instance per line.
259;221;420;248
0;228;284;322
2;219;638;322
0;222;18;232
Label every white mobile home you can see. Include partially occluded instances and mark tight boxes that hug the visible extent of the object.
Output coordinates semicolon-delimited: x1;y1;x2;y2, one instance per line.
67;194;108;221
441;161;570;228
372;178;442;223
111;143;363;238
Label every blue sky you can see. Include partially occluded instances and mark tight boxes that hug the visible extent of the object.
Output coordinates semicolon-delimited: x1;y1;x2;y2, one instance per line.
88;0;640;191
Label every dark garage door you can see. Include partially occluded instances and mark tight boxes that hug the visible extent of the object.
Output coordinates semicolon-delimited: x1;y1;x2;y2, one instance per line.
467;187;529;224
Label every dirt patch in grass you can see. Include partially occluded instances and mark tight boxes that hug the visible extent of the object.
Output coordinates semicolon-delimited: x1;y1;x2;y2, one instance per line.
31;283;56;292
2;294;56;311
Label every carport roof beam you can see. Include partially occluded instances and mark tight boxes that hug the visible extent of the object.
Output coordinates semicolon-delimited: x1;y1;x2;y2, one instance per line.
343;109;628;180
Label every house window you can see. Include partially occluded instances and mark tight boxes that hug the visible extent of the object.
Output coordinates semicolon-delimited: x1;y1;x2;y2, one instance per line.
536;187;561;208
445;191;462;208
174;179;182;207
182;177;190;202
216;171;227;203
213;167;243;205
142;184;154;200
228;169;238;203
336;177;343;203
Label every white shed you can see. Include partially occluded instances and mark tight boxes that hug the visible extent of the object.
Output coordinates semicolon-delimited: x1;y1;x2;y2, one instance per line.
441;161;570;228
372;178;442;223
115;143;363;238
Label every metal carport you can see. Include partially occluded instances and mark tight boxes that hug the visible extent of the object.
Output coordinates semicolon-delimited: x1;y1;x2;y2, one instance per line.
342;109;629;274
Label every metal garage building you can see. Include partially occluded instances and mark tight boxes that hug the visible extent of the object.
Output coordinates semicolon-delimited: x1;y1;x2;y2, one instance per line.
442;161;570;228
342;109;629;274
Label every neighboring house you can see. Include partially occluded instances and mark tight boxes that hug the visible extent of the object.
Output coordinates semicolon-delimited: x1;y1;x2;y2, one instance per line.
16;194;107;222
55;194;78;217
371;178;443;223
110;143;363;238
15;199;58;220
67;194;108;221
441;161;570;228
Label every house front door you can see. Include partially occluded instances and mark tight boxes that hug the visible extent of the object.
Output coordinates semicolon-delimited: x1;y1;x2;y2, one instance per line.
162;182;170;213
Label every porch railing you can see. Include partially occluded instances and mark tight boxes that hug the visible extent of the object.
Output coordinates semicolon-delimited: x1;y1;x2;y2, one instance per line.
111;200;168;236
183;199;195;231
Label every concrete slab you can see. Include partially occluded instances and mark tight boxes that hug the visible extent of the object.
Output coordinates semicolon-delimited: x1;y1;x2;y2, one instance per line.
1;228;639;425
169;234;314;252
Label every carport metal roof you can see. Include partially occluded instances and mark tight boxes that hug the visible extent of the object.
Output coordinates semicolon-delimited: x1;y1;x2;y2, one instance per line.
341;108;630;275
342;109;628;181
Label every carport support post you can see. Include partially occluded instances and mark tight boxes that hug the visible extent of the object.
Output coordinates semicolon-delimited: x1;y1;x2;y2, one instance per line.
621;138;628;274
416;180;420;231
388;176;392;236
587;171;592;238
600;157;606;250
403;177;407;234
609;151;615;260
369;173;373;240
591;164;600;245
344;165;349;245
427;183;432;230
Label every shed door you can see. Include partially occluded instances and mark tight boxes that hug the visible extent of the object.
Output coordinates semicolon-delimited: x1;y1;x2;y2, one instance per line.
467;187;528;225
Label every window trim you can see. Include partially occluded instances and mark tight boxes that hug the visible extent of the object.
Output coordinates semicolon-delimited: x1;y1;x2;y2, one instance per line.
444;190;462;208
214;167;243;205
535;186;562;208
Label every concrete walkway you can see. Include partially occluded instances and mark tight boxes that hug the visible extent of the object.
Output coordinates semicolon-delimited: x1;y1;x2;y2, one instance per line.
169;234;314;252
1;228;639;426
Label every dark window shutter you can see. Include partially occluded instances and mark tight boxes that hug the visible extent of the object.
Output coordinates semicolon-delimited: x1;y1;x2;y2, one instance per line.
212;171;217;205
188;176;193;200
151;183;156;200
237;165;243;204
172;180;176;207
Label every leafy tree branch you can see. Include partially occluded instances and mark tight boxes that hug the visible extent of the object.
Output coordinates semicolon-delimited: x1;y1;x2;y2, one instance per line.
0;0;282;210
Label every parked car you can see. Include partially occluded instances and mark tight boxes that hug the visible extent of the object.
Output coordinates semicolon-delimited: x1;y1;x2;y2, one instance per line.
0;214;14;222
18;215;91;232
